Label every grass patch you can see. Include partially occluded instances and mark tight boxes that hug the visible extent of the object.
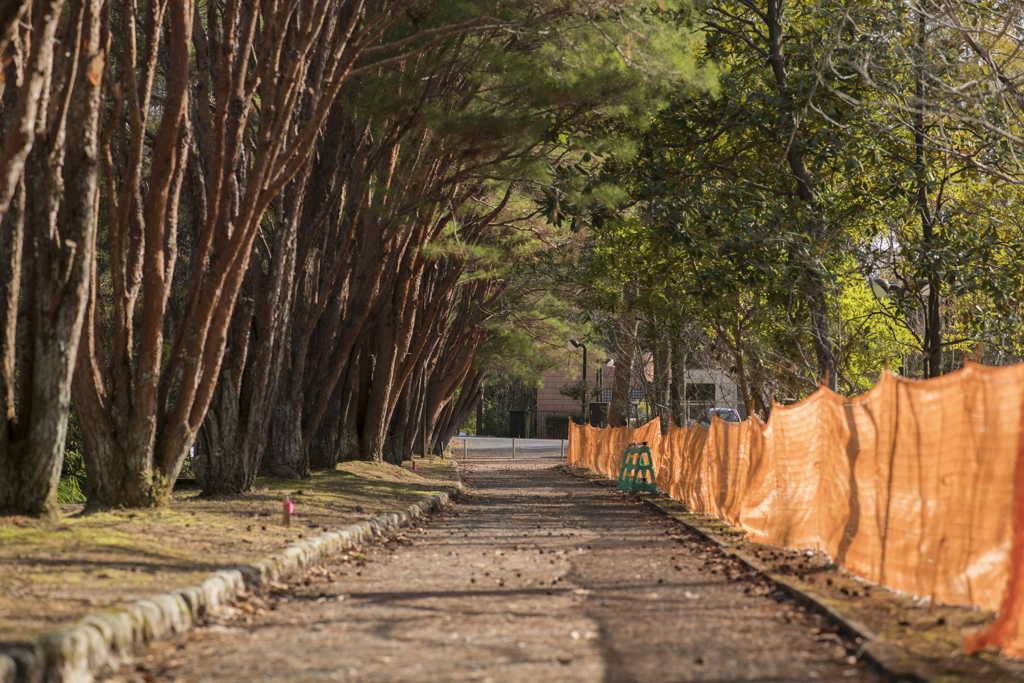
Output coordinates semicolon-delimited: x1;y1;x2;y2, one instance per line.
0;458;457;643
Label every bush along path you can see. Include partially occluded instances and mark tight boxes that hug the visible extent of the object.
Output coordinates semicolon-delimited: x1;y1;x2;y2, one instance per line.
100;459;884;683
0;459;460;683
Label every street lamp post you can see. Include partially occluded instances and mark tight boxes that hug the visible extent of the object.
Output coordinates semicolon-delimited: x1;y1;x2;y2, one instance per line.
598;357;614;387
596;358;615;427
596;358;615;398
567;341;616;426
566;338;587;382
566;338;587;423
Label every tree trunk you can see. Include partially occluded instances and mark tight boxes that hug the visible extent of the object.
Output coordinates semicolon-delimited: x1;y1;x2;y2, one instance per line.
670;350;687;426
308;383;344;470
75;0;444;509
0;0;103;517
476;391;483;436
194;409;257;496
197;150;306;493
435;369;483;451
804;271;837;389
432;399;455;453
653;332;671;433
335;350;365;463
765;0;836;390
193;294;274;494
914;11;942;379
267;393;308;479
73;0;194;509
608;287;637;427
397;369;419;461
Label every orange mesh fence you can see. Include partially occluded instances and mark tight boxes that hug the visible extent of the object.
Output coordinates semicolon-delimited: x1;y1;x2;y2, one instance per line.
567;363;1024;657
567;419;662;476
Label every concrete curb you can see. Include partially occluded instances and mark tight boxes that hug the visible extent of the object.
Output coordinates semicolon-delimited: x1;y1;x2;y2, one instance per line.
561;466;938;683
0;462;461;683
637;497;936;683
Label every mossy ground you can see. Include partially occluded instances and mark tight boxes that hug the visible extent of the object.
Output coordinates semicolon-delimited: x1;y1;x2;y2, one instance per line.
0;458;457;643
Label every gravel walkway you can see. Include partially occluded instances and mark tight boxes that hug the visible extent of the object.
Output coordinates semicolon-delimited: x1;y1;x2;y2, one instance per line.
111;456;883;683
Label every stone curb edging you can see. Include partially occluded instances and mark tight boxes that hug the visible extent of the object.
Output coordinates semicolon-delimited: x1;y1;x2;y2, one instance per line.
0;462;462;683
561;466;937;683
637;497;937;683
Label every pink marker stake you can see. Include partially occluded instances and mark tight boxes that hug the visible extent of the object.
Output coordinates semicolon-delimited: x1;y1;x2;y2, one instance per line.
283;495;294;527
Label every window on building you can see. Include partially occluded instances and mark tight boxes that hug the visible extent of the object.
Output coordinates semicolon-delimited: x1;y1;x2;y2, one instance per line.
630;387;644;401
686;383;716;402
599;388;612;403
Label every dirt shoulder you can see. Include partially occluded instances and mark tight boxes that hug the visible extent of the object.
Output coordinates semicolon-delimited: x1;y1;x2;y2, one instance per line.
562;465;1024;683
0;458;457;643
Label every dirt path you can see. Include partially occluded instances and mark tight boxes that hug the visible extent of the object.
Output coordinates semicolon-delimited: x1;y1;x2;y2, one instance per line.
111;458;883;683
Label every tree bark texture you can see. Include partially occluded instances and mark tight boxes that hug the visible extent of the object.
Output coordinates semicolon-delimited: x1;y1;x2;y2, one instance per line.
0;0;103;517
765;0;836;390
608;286;637;427
914;11;943;379
73;0;414;506
653;332;671;433
73;0;194;508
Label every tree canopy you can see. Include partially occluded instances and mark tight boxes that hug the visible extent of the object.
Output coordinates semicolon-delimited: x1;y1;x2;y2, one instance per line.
1;0;1023;515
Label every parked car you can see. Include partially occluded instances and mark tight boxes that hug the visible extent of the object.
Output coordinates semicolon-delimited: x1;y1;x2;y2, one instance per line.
697;407;742;428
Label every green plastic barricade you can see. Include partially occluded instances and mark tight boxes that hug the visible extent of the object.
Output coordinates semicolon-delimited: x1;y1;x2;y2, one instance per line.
616;442;658;494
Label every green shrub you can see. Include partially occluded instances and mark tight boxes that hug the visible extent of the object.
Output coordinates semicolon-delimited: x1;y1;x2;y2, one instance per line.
57;407;88;504
479;404;509;437
458;413;477;436
179;452;195;478
545;414;583;440
57;448;87;504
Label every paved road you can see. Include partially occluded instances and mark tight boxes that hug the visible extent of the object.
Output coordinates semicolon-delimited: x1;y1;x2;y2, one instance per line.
450;437;567;460
113;459;881;682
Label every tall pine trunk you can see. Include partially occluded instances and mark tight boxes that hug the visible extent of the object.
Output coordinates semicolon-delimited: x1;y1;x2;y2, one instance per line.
308;384;345;470
0;0;103;517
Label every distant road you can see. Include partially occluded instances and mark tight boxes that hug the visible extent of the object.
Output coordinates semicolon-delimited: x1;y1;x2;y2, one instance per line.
451;436;566;460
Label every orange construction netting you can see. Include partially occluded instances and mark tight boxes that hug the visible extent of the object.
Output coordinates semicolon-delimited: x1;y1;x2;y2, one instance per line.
567;363;1024;657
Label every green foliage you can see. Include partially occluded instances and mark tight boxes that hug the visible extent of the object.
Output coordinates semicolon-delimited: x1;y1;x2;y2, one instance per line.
545;414;584;440
538;0;1024;404
558;379;603;414
57;459;87;505
458;412;477;436
479;403;511;438
58;409;87;505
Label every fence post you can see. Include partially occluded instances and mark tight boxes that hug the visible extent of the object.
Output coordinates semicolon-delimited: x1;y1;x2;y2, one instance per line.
562;439;565;460
512;437;516;459
464;438;468;460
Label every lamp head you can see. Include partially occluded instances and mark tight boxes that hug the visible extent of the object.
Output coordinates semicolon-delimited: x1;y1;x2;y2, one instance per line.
566;338;581;352
869;277;890;300
603;358;615;367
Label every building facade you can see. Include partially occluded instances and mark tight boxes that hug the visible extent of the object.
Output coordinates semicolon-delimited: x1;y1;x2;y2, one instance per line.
533;361;744;437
